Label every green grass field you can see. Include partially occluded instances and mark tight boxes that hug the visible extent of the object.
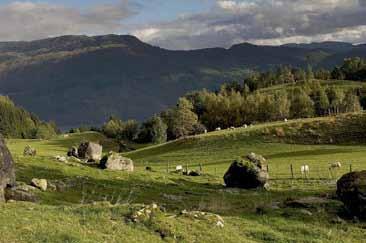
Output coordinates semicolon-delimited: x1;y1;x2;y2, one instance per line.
1;117;366;242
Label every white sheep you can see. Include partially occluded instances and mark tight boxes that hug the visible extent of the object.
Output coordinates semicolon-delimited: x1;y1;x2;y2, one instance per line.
243;124;248;128
284;118;288;122
215;127;221;131
176;165;183;172
329;162;342;170
301;165;310;175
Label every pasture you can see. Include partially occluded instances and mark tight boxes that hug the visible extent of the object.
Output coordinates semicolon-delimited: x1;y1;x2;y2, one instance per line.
1;118;366;242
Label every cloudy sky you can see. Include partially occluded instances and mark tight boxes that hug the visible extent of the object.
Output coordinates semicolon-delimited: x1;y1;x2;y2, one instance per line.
1;0;366;49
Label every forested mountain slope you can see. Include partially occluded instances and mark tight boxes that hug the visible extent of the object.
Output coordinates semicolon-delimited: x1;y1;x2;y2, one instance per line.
0;35;366;128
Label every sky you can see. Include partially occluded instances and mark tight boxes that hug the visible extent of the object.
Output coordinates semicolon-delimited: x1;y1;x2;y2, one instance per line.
1;0;366;49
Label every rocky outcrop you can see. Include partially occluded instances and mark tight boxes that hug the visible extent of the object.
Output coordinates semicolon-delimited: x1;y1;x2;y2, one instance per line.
0;135;16;202
78;142;102;161
100;152;134;172
5;185;38;202
223;153;269;189
337;171;366;219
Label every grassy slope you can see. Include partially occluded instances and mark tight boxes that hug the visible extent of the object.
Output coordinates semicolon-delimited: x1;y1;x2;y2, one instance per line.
1;122;366;242
259;79;365;94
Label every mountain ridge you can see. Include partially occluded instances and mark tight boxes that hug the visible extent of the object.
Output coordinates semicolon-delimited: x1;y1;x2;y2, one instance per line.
1;35;366;128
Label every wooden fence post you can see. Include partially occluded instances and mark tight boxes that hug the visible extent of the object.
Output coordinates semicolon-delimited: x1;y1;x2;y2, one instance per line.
290;164;294;179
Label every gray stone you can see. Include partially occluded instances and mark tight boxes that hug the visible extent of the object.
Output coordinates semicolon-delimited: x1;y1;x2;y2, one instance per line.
78;142;102;161
0;135;16;202
31;178;48;191
100;152;134;172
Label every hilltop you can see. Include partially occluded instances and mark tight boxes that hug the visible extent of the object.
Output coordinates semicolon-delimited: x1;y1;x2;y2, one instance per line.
1;35;366;128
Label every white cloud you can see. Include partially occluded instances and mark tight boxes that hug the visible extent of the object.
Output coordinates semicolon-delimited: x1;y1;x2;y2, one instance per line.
134;0;366;49
0;1;137;41
0;0;366;49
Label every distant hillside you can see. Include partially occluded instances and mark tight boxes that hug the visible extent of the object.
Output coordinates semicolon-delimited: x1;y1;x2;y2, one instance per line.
0;96;57;138
1;35;366;128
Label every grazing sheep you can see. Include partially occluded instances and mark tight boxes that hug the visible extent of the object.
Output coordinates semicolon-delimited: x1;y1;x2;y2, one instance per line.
284;118;288;122
301;165;310;175
229;126;235;130
215;127;221;131
176;165;183;172
329;162;342;170
243;124;248;128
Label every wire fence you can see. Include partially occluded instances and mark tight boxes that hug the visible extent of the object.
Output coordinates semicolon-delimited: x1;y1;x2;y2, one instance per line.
140;160;364;181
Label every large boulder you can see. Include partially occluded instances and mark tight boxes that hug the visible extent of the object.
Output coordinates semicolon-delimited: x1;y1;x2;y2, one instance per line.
337;171;366;219
23;145;36;156
78;142;102;161
100;152;134;172
224;155;269;189
0;135;16;202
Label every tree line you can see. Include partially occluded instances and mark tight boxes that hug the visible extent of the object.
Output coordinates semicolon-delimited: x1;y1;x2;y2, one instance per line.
88;57;366;144
98;80;364;145
0;96;59;139
244;57;366;90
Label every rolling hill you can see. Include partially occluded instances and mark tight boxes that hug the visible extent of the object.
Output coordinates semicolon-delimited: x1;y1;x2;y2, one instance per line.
3;114;366;242
1;35;366;128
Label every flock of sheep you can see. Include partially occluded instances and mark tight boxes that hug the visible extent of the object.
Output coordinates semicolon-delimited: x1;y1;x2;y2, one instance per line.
301;162;342;176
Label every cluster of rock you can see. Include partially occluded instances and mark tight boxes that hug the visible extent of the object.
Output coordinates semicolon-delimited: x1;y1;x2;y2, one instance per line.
130;203;160;223
23;145;36;156
223;152;269;189
337;171;366;219
66;142;134;172
129;203;225;229
180;210;225;228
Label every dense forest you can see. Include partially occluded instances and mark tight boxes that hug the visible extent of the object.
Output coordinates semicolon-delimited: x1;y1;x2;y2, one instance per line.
96;57;366;145
0;96;59;138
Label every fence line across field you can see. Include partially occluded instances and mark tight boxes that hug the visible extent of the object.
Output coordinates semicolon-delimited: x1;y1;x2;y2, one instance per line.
142;161;362;180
